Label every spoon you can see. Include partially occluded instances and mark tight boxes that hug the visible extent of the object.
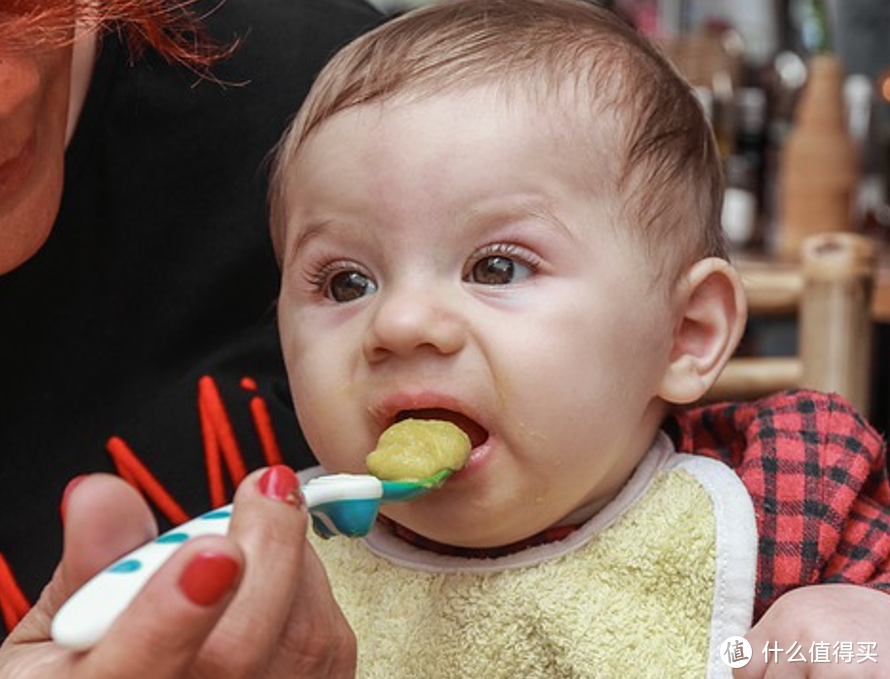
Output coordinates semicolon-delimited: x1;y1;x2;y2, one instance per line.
51;468;454;650
306;467;453;537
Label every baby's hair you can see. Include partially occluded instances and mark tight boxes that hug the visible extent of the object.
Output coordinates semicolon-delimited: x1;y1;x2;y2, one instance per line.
0;0;226;71
270;0;726;281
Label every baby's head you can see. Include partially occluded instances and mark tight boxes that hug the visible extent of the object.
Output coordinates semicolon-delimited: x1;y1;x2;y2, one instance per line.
271;0;726;284
272;0;745;549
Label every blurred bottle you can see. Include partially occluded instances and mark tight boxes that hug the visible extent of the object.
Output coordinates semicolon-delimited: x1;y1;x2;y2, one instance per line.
726;87;769;249
735;88;768;193
844;73;889;238
722;154;758;248
777;53;858;260
789;0;831;57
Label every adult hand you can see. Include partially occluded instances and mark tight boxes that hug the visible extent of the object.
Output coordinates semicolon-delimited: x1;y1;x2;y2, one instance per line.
734;583;887;678
0;467;356;678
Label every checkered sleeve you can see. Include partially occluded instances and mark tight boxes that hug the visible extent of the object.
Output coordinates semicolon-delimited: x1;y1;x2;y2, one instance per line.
665;390;890;622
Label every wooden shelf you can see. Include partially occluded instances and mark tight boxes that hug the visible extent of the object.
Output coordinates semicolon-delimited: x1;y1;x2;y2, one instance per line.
731;238;890;324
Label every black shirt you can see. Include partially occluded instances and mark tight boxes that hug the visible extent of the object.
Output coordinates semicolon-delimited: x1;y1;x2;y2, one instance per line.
0;0;382;630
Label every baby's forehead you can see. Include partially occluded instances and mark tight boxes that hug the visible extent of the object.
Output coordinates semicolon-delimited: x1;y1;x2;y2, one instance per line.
292;90;629;223
313;79;628;160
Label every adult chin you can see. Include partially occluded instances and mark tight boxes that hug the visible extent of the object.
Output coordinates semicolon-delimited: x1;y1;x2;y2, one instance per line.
0;167;64;274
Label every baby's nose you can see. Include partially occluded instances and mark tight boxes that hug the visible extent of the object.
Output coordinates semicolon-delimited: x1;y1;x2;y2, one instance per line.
362;287;467;362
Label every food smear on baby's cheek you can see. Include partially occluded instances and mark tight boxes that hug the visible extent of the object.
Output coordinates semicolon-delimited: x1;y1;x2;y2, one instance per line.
366;419;471;481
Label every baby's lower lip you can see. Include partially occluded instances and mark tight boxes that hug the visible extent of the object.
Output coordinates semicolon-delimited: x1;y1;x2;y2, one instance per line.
454;437;494;477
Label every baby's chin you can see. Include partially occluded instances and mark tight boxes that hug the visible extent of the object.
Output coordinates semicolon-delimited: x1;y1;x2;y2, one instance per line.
383;509;549;552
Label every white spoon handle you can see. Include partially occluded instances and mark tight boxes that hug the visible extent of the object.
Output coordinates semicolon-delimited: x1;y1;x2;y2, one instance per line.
51;505;233;650
51;473;385;650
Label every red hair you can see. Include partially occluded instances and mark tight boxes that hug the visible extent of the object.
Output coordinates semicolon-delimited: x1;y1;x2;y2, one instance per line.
0;0;226;70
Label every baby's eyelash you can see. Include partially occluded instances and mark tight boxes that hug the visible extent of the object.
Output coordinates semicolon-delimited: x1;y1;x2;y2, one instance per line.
473;243;542;269
303;260;358;295
304;268;328;294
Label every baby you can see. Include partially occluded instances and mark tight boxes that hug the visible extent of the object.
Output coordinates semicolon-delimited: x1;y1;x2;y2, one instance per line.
269;0;890;676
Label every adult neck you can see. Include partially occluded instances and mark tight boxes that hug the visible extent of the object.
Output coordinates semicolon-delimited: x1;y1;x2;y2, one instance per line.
66;26;98;145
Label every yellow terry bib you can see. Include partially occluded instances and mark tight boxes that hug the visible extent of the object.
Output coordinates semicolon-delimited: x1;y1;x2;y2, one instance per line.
306;434;756;679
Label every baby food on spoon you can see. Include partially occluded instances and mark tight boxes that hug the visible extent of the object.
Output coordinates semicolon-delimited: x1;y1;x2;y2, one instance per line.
366;418;471;481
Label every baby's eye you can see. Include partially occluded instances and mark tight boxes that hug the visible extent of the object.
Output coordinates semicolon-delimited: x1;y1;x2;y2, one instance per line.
326;269;378;302
465;245;537;286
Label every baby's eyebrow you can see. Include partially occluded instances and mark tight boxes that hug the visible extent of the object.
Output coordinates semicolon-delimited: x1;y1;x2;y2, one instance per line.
286;219;355;262
290;220;332;254
467;199;577;243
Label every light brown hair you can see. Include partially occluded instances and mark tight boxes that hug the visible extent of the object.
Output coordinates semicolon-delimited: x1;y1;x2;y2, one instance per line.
270;0;726;281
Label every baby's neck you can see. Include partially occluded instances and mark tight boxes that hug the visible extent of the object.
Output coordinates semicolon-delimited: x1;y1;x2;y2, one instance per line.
379;506;597;559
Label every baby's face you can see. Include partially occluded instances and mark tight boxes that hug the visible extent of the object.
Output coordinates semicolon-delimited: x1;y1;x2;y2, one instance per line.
278;89;681;548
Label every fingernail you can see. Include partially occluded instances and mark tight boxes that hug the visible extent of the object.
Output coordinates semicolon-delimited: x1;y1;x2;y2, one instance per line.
178;551;241;606
60;475;89;522
258;465;300;504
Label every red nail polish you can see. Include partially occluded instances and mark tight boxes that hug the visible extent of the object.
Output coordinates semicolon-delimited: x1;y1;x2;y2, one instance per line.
60;475;88;522
258;465;299;503
178;551;240;606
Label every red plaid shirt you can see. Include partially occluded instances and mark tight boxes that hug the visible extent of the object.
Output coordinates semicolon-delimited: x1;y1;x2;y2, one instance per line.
665;389;890;622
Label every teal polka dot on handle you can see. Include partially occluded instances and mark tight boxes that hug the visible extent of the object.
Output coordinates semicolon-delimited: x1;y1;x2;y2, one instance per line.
156;532;190;544
108;559;142;574
201;509;232;520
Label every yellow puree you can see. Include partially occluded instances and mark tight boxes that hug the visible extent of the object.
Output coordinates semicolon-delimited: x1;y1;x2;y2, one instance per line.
366;419;471;481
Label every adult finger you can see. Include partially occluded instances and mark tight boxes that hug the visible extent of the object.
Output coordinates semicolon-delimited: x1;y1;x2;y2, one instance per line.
79;535;244;679
264;537;357;678
193;465;309;678
5;475;244;679
11;474;159;644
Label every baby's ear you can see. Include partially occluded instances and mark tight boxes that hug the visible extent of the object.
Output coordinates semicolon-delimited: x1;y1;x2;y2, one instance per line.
658;258;747;405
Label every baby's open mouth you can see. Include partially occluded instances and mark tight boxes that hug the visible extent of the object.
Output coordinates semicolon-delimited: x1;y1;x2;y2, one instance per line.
395;408;489;449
